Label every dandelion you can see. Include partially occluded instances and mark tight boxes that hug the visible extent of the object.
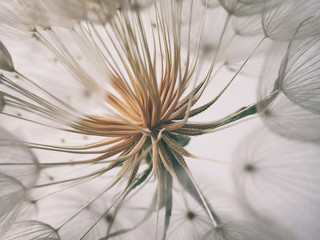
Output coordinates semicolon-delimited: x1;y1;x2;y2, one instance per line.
0;0;319;239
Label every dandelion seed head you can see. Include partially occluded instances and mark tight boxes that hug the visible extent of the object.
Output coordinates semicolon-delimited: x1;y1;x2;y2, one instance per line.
0;0;319;239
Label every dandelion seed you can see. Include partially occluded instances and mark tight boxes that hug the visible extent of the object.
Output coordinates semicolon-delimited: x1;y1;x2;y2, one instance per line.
0;173;27;236
0;41;14;72
258;23;320;142
202;220;297;240
233;126;320;240
279;36;320;114
0;127;40;188
262;0;320;41
1;220;60;240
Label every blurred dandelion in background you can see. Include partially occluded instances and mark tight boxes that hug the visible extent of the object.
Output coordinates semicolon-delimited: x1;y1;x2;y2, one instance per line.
0;0;319;239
